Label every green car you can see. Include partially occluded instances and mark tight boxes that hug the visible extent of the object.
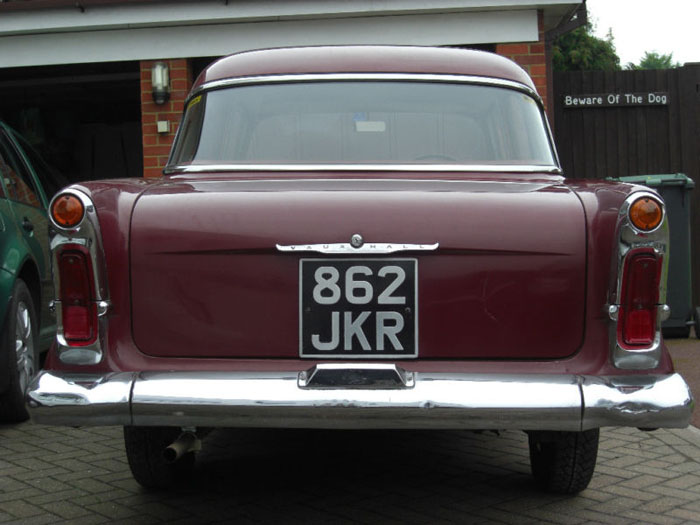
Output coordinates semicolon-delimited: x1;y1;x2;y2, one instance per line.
0;121;57;422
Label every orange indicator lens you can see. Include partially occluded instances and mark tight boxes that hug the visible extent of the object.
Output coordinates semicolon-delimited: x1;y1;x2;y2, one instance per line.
52;194;85;228
629;197;662;231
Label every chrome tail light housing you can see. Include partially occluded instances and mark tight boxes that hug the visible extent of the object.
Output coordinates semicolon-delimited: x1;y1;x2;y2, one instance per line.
48;189;109;365
609;191;669;370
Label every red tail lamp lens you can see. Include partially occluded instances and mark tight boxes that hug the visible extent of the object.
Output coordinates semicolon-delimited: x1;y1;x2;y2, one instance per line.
619;253;660;346
58;249;96;344
629;197;662;231
52;194;85;228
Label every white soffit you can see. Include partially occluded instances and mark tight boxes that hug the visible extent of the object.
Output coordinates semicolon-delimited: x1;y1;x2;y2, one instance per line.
0;1;578;34
0;10;538;68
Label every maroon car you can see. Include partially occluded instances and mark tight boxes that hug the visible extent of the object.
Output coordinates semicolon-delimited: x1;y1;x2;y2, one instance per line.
27;46;693;494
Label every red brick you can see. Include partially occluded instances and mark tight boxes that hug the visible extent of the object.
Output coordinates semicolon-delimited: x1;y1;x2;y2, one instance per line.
144;167;163;178
529;64;546;77
513;54;544;66
144;145;172;156
172;79;189;91
529;43;545;54
140;58;192;177
143;156;161;167
497;43;530;56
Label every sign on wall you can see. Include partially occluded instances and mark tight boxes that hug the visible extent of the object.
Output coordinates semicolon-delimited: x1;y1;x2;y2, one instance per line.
563;92;669;108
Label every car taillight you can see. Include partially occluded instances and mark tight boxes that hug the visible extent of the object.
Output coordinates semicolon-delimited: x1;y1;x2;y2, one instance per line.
58;248;97;345
618;251;660;346
51;193;85;228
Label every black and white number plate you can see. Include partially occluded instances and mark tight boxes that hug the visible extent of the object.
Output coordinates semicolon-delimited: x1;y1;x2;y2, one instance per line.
300;258;417;358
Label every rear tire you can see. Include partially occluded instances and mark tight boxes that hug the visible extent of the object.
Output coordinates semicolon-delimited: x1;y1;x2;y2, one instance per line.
528;429;599;494
124;426;196;490
694;306;700;338
0;279;39;423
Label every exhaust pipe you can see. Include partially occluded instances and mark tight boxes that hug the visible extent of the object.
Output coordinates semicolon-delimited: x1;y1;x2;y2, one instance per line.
163;432;201;463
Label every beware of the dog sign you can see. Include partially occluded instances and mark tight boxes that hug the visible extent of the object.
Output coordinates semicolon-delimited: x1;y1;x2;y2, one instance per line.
563;92;668;108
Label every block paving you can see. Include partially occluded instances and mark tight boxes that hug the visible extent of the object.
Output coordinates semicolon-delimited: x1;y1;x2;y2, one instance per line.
1;422;700;524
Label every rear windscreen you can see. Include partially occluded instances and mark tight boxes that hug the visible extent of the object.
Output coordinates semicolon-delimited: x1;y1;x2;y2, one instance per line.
170;81;555;167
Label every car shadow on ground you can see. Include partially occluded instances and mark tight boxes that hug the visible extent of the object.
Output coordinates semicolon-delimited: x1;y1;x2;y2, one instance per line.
157;428;561;523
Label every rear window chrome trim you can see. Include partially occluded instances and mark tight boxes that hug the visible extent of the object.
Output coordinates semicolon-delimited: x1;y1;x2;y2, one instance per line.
164;164;563;175
192;73;542;103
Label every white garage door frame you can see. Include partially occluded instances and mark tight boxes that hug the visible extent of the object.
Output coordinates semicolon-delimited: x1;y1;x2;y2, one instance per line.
0;8;540;68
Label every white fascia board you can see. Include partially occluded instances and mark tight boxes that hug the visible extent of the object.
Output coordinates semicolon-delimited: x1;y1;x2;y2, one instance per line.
0;10;538;68
0;0;578;36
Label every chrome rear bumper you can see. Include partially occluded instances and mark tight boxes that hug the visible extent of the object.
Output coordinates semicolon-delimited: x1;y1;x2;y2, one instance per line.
26;365;694;431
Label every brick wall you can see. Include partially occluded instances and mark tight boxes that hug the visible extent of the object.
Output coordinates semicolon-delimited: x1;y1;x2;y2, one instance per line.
495;11;548;111
140;58;192;178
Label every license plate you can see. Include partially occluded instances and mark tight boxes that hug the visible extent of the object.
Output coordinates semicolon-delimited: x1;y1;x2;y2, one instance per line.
300;258;417;358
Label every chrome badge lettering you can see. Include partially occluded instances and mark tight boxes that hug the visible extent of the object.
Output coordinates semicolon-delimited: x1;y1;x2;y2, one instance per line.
276;242;438;254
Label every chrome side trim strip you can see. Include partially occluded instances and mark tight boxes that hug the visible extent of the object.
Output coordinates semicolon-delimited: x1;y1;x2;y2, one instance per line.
165;164;563;175
277;242;438;255
27;370;693;431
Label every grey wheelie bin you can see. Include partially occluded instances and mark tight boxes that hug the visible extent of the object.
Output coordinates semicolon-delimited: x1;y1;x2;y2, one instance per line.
613;174;695;337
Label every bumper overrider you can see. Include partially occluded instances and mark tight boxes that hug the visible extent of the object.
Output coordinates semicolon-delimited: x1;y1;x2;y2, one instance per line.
26;365;693;430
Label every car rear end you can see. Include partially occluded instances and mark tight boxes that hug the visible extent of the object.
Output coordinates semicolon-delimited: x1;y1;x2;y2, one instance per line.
26;47;693;493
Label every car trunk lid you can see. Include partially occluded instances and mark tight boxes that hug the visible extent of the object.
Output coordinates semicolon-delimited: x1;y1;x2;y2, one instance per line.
130;175;586;360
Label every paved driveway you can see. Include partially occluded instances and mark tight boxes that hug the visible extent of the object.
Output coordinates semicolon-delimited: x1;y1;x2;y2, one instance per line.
2;422;700;524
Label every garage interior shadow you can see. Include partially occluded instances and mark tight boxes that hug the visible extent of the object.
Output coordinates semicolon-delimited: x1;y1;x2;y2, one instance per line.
0;61;143;194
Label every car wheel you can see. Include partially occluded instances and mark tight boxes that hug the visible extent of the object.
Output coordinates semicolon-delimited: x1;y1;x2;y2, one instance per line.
694;306;700;338
123;426;196;489
528;429;599;494
0;279;39;423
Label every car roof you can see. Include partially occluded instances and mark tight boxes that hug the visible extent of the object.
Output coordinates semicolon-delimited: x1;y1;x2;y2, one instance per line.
193;46;536;92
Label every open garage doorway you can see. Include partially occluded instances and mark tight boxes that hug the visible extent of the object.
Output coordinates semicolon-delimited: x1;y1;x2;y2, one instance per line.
0;61;142;196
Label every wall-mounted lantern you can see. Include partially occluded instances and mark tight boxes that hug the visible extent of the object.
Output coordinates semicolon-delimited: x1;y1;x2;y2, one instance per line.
151;62;170;105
